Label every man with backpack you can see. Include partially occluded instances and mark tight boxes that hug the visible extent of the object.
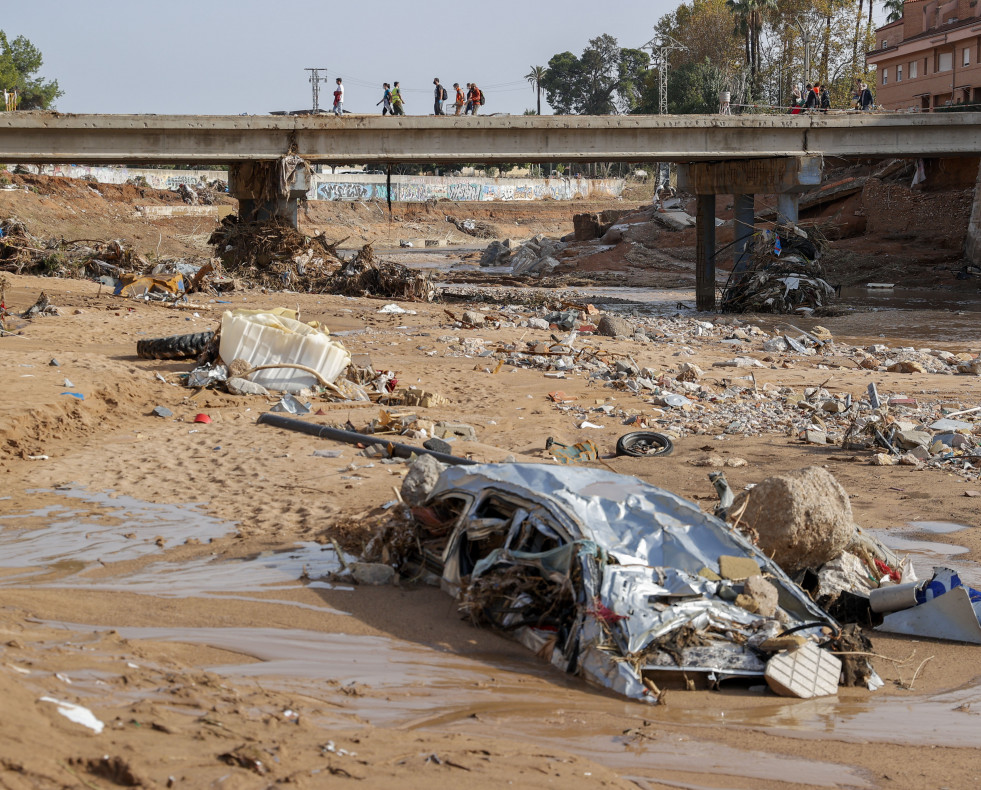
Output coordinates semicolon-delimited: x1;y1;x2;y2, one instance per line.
391;82;405;115
470;84;483;115
858;82;874;111
452;83;465;115
433;78;447;115
820;84;831;113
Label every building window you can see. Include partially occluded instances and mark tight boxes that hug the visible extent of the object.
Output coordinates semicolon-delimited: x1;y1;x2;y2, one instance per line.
882;39;888;49
964;48;971;66
883;68;888;85
897;65;904;81
910;60;918;78
939;51;953;71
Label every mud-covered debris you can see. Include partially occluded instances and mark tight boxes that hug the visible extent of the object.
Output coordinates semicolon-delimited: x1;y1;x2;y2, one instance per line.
329;243;438;302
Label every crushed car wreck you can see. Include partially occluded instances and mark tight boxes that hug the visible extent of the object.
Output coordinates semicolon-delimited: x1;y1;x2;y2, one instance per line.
400;463;870;703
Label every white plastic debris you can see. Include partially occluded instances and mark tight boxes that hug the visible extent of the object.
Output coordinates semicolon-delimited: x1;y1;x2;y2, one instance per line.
39;696;105;733
764;642;841;699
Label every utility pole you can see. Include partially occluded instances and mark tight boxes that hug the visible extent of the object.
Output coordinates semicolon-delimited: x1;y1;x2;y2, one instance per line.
794;17;814;86
643;36;688;115
305;68;329;113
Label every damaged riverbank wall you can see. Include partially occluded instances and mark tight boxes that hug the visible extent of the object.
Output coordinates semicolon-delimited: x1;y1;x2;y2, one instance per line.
21;165;625;204
966;162;981;266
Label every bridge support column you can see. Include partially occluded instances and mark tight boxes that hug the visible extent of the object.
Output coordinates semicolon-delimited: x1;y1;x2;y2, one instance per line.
228;157;311;228
733;193;755;276
695;195;717;311
679;156;822;311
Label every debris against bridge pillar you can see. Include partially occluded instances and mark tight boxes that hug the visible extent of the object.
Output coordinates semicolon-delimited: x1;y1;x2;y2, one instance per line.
776;193;800;226
695;194;717;311
679;156;823;311
228;155;311;228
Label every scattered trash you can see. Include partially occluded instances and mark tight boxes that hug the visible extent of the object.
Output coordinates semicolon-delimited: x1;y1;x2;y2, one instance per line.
152;406;173;418
270;393;312;415
874;568;981;644
764;642;842;699
545;438;599;464
377;303;417;315
193;413;212;424
60;391;84;400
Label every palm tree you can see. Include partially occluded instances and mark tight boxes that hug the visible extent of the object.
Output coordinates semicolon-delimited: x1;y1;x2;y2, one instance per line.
525;65;547;115
884;0;904;22
727;0;777;97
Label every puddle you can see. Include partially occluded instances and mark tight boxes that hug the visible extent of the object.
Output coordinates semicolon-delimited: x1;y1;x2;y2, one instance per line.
46;621;874;787
872;521;980;585
0;488;234;582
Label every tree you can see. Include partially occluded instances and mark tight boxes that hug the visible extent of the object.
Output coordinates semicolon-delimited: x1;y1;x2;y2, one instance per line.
540;35;650;115
884;0;903;22
727;0;777;97
0;31;62;109
525;65;548;114
654;0;743;73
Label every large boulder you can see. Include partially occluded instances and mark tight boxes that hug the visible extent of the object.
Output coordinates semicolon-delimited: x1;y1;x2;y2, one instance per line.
480;240;511;266
401;454;448;506
596;314;636;338
730;466;855;573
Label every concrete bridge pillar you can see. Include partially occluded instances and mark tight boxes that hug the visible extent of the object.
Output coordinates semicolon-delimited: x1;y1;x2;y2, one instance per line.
679;156;822;311
228;156;311;227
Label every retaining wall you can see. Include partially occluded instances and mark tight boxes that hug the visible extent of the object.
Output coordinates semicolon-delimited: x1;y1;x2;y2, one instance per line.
25;165;625;203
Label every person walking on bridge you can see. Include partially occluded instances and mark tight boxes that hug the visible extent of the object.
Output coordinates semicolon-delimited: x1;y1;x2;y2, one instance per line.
377;83;393;116
433;78;447;115
469;84;482;115
332;78;344;116
391;82;405;115
452;83;465;115
858;82;874;111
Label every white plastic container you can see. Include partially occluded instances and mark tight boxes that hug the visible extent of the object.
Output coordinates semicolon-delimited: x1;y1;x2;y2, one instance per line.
218;311;350;391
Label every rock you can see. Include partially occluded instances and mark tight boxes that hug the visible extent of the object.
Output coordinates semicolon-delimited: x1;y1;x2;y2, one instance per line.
596;314;636;338
729;466;856;574
895;429;931;449
762;337;789;353
400;454;448;506
527;317;550;330
677;361;703;381
152;406;173;418
461;310;484;326
713;357;764;368
887;361;926;374
801;429;829;445
348;562;396;585
690;455;726;467
726;457;748;467
227;377;270;396
479;240;511;266
815;552;872;601
871;452;897;465
898;452;922;466
573;213;601;241
434;421;477;441
600;227;623;244
738;574;779;617
956;359;981;375
821;400;846;413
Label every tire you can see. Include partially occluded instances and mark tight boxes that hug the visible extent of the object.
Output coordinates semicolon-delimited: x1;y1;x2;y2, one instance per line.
137;331;215;361
615;431;674;458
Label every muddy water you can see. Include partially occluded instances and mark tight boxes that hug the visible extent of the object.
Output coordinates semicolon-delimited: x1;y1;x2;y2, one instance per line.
872;521;981;585
5;491;980;786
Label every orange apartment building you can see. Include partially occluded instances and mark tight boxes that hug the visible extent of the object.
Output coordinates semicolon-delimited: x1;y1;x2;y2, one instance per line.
867;0;981;110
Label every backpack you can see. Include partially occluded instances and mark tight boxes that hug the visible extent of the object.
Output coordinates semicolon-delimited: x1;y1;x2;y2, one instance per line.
440;86;448;101
479;89;486;105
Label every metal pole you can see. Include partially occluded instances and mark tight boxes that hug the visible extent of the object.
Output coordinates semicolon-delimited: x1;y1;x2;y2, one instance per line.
256;412;478;466
695;193;717;311
732;193;755;277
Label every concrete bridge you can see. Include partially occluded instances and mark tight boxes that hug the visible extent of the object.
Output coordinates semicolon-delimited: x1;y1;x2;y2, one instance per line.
1;112;980;165
3;111;979;309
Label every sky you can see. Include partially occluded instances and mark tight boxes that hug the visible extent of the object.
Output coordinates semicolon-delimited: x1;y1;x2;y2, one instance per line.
3;0;679;116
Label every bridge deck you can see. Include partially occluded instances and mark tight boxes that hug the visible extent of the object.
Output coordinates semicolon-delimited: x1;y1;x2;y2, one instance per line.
1;112;979;165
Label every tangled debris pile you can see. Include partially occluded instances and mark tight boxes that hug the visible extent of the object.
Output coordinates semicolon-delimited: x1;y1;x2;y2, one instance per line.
330;243;437;302
208;216;344;291
176;180;226;205
447;215;497;239
721;227;836;315
0;217;142;279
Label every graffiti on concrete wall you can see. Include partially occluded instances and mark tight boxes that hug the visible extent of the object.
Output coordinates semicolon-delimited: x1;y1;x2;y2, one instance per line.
38;165;228;191
309;175;624;203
